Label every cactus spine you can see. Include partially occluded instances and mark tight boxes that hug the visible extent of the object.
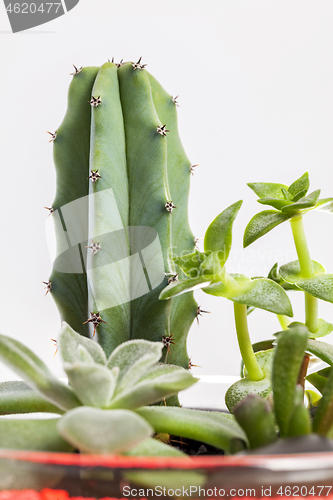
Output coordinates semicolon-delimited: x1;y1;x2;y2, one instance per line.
49;61;197;367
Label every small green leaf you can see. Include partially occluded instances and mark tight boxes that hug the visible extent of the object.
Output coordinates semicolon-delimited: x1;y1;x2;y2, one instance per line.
292;189;308;202
58;322;107;365
173;251;206;277
204;276;293;316
125;437;186;457
296;274;333;303
313;368;333;435
267;263;299;291
159;276;212;300
272;324;309;437
225;350;274;412
279;260;325;283
315;197;333;212
288;400;311;437
0;333;81;411
306;367;331;395
257;198;292;210
135;406;247;453
247;182;289;199
0;381;63;415
64;363;118;408
107;340;163;395
58;407;153;454
199;251;222;275
308;319;333;339
203;200;242;265
107;364;197;410
281;190;320;213
233;394;277;449
0;418;73;452
306;339;333;366
281;188;293;201
244;210;292;247
288;172;309;197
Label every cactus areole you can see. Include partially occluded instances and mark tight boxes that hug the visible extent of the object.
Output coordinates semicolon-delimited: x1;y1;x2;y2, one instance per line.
49;60;197;366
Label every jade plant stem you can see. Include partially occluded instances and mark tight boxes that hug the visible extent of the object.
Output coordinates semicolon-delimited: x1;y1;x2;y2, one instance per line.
233;302;264;381
290;215;318;333
277;314;290;331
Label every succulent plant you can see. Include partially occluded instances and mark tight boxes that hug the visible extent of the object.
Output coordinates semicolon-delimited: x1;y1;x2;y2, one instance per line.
48;59;197;367
0;323;247;457
160;172;333;452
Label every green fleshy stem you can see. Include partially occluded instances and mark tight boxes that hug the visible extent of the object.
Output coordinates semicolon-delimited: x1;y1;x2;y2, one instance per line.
290;215;318;333
277;314;290;330
234;302;264;381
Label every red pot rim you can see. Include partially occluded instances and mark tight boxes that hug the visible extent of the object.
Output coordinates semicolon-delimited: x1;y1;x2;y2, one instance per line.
1;449;333;470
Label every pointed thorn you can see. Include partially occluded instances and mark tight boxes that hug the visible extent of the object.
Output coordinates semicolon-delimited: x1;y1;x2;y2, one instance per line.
42;280;52;295
165;201;177;213
190;164;199;175
157;124;170;136
47;131;57;143
70;65;83;76
196;305;211;325
132;57;147;70
88;96;102;107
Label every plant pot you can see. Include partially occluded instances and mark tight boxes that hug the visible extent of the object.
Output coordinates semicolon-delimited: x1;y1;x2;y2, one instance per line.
1;449;333;499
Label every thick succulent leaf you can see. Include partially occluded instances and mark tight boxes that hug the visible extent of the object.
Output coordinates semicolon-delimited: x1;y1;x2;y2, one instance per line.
306;367;331;395
58;322;107;365
136;406;247;453
247;182;289;199
0;381;63;415
281;190;320;213
292;189;308;202
288;172;309;198
199;250;222;276
0;418;73;452
306;339;333;366
173;251;206;278
281;187;293;201
308;319;333;339
125;438;205;491
126;437;186;457
257;197;292;210
225;350;274;412
313;368;333;435
296;274;333;303
268;263;299;291
279;260;325;284
159;276;212;300
244;210;292;247
204;276;293;316
107;364;197;410
107;340;163;395
58;407;153;454
315;197;333;212
287;400;312;437
203;200;242;264
64;362;118;408
272;325;309;437
0;333;81;411
233;394;277;449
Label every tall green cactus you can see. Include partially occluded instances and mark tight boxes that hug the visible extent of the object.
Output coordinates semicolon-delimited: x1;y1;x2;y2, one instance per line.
49;60;197;367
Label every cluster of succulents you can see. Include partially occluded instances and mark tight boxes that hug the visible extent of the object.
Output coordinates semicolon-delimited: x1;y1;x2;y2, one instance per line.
1;60;333;463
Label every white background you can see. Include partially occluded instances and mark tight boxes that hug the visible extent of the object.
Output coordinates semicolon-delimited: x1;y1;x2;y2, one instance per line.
1;1;333;406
